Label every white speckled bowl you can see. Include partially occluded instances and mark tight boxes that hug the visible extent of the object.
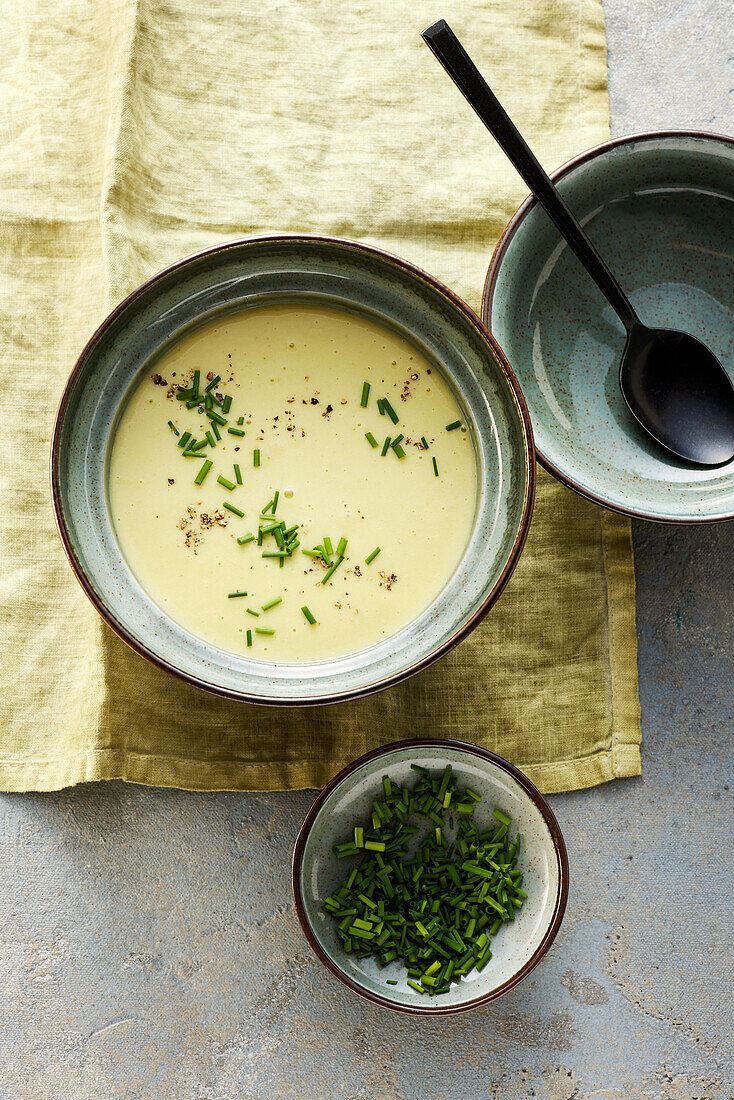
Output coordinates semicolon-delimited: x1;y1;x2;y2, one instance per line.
292;739;568;1014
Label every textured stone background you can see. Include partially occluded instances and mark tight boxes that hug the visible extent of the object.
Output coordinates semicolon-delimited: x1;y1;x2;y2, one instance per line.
2;0;733;1096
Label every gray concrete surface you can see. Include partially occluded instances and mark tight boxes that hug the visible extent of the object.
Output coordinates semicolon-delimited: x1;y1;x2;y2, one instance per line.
2;1;733;1096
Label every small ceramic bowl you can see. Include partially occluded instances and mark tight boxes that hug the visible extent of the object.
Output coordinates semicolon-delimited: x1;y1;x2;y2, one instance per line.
292;739;568;1014
484;130;734;523
52;235;534;705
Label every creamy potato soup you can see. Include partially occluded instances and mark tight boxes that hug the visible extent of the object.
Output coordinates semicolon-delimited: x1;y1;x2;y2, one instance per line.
108;301;477;661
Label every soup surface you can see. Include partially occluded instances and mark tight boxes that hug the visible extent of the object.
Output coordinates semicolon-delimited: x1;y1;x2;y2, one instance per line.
108;301;477;661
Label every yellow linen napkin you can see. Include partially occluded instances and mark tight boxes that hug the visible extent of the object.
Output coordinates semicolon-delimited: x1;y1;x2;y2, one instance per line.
0;0;640;793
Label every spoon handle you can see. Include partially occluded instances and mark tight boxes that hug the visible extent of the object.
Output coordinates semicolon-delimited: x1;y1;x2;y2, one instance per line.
422;19;640;332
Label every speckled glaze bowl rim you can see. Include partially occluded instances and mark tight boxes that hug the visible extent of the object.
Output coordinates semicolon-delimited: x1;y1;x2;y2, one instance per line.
50;234;536;707
482;128;734;525
291;737;569;1016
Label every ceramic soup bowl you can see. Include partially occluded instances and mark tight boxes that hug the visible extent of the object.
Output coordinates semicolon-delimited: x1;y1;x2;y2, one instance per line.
52;236;534;705
485;131;734;522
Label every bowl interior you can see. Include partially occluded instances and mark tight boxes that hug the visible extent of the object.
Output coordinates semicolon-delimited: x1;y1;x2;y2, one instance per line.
296;742;564;1012
54;237;531;704
488;133;734;522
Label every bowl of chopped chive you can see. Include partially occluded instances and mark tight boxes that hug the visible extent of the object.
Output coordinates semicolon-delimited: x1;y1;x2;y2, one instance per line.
292;738;568;1014
52;234;533;705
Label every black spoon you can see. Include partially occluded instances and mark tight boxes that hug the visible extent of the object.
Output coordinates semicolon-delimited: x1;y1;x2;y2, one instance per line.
422;19;734;468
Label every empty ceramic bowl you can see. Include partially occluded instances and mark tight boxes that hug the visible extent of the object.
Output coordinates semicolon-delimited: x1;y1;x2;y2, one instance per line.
484;130;734;522
52;236;533;705
292;738;568;1014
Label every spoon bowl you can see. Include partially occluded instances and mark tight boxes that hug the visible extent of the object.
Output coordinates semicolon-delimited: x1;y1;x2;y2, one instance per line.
621;325;734;466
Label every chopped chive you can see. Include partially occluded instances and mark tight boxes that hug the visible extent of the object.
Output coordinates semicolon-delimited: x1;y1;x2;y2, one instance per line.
301;548;323;558
205;374;221;393
261;597;282;611
194;459;213;485
336;537;348;558
205;431;215;448
237;532;255;545
446;420;461;431
227;426;245;437
421;436;429;450
255;627;275;635
261;550;289;558
381;436;392;457
392;444;406;459
223;502;244;517
390;434;404;448
222;394;232;414
212;421;222;441
177;431;192;449
272;491;279;512
237;415;244;425
205;392;213;410
227;591;248;598
246;629;253;647
432;456;439;477
253;449;260;467
321;555;344;585
323;769;523;994
234;463;242;485
246;608;260;617
382;398;399;425
323;536;333;557
192;438;208;451
377;398;386;416
365;546;380;564
365;432;379;448
206;409;227;426
168;421;179;436
218;476;236;491
360;381;371;407
192;370;200;393
386;979;398;986
301;605;317;625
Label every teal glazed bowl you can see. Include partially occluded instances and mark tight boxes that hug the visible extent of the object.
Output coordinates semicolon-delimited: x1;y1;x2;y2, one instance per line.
484;131;734;523
292;739;568;1015
52;236;534;705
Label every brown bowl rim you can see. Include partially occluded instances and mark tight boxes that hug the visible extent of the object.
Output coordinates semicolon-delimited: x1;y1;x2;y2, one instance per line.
291;737;569;1016
482;128;734;525
50;233;535;707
